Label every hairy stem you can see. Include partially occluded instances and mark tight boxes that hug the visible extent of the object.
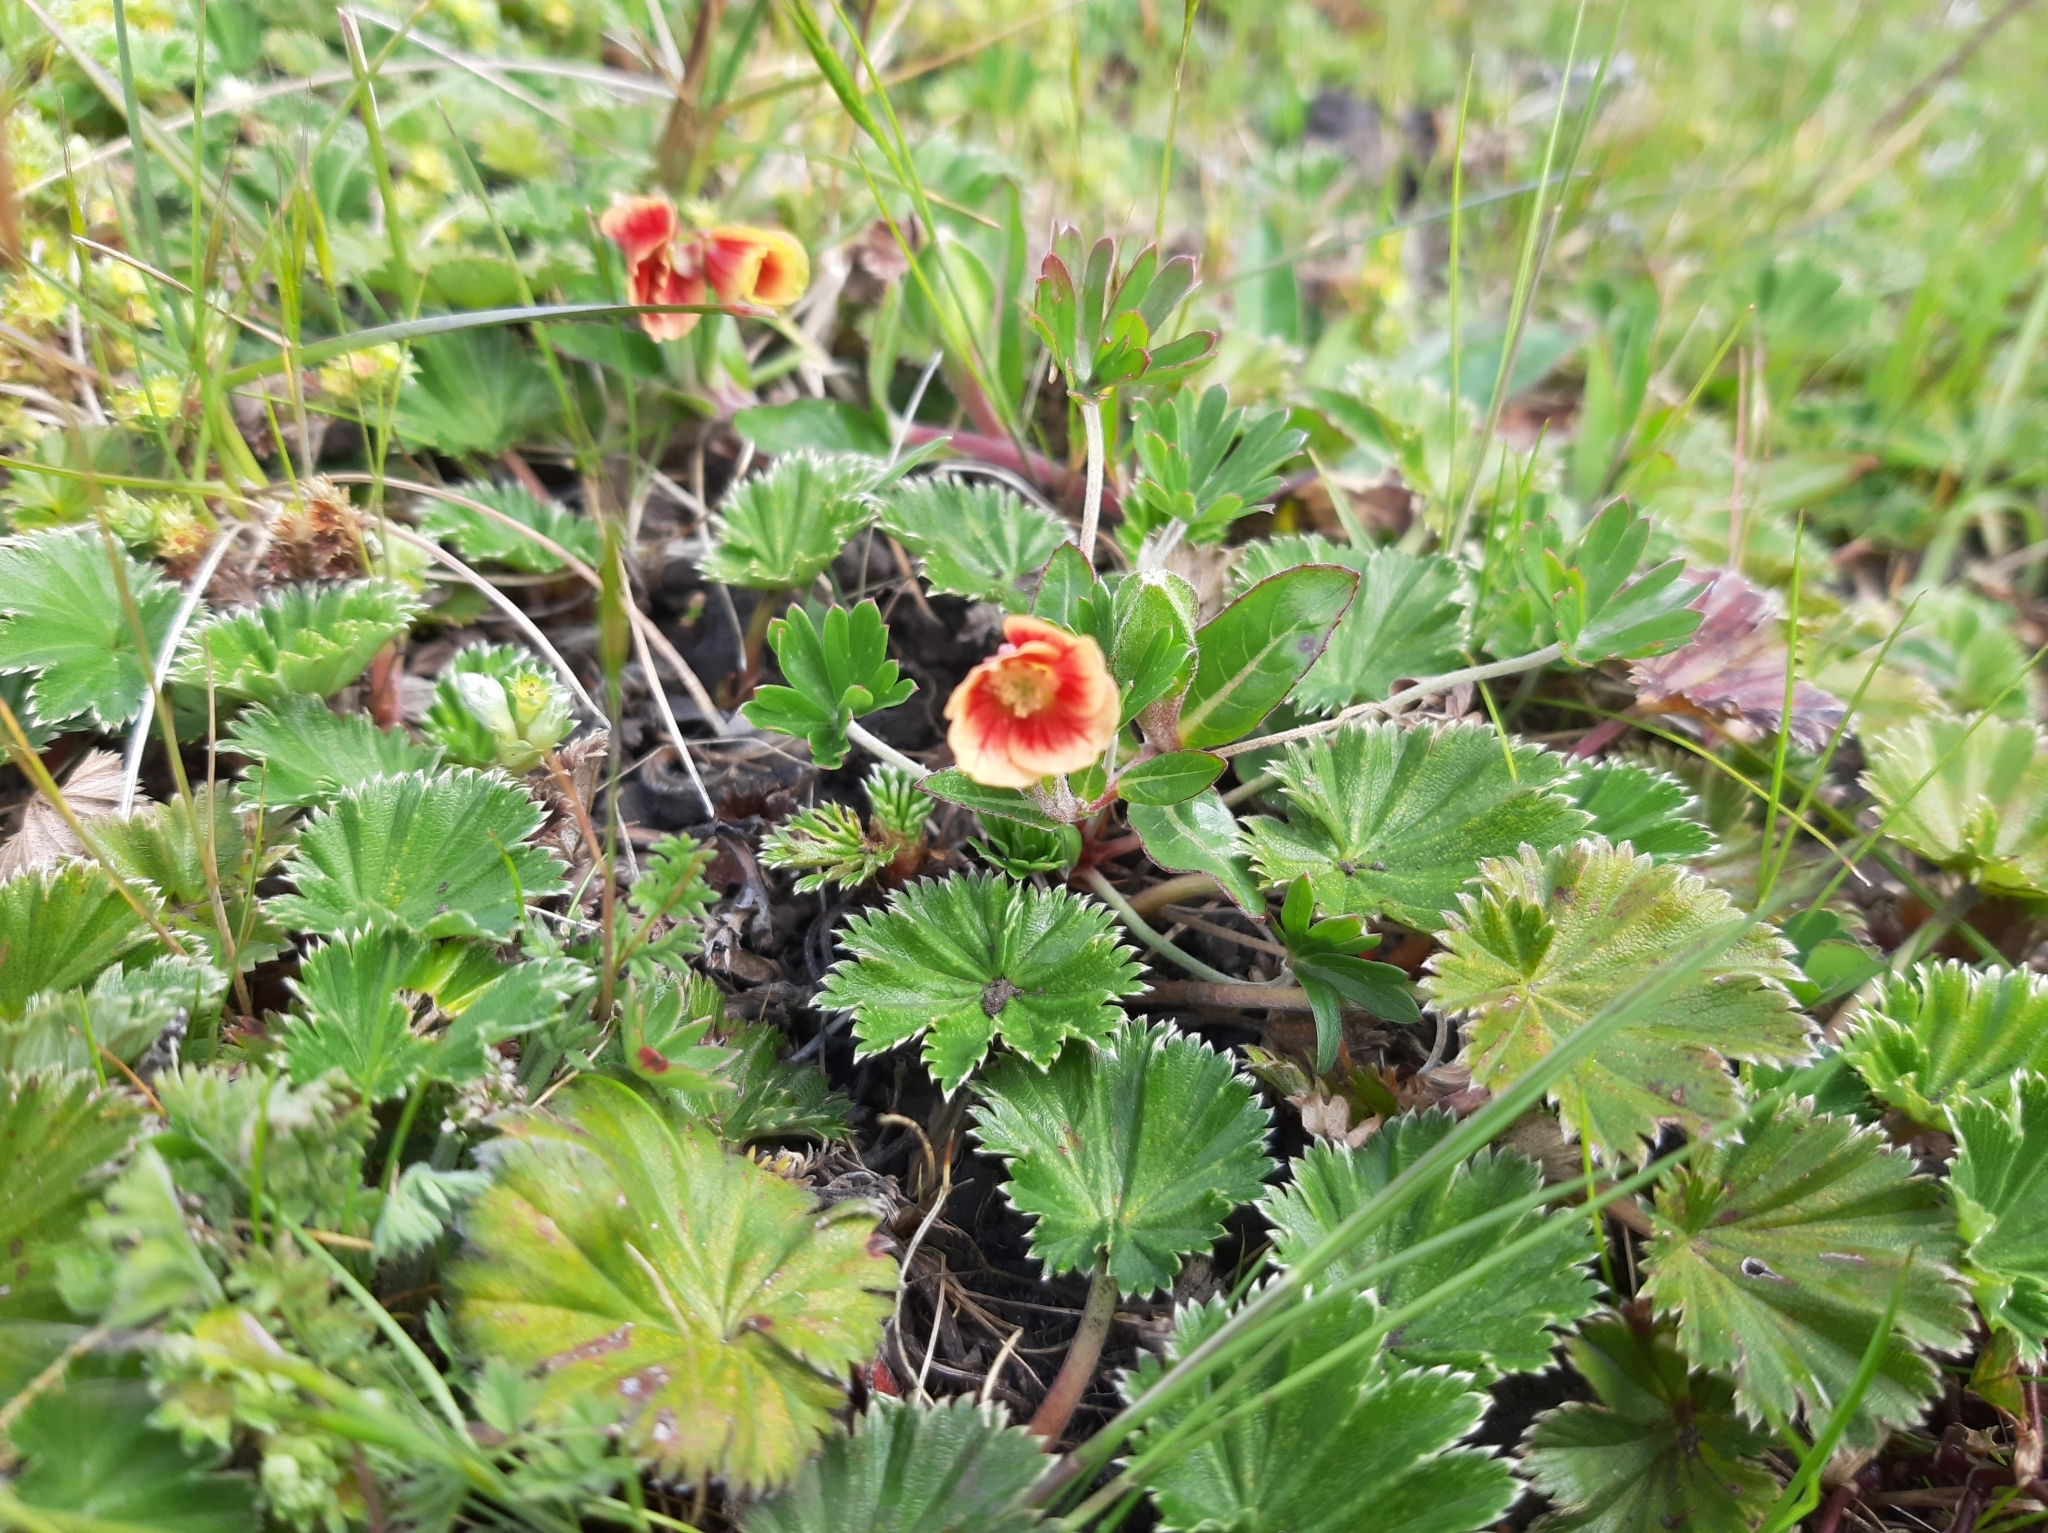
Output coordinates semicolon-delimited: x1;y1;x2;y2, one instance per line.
1030;1263;1118;1443
1083;869;1241;985
845;719;928;778
1078;395;1106;567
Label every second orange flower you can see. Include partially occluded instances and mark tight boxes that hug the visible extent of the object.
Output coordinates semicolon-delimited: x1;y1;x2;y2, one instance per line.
598;195;810;341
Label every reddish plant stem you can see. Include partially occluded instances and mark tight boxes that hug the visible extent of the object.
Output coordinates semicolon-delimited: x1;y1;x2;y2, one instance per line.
1030;1264;1118;1445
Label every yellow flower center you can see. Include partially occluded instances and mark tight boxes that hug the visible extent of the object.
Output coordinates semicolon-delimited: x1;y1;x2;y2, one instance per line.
987;659;1057;717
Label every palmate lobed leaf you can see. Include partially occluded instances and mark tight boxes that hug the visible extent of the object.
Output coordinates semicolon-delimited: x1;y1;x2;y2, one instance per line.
1122;385;1306;549
1949;1071;2048;1358
1521;1313;1778;1533
224;694;444;809
1861;713;2048;898
1641;1101;1969;1443
175;578;421;705
742;1398;1048;1533
0;1073;142;1329
5;955;226;1074
1424;839;1812;1160
1243;721;1590;931
700;451;884;591
0;862;161;1018
1125;1291;1516;1533
972;1022;1272;1296
419;480;602;574
453;1076;895;1491
880;478;1066;612
0;525;181;729
742;601;915;771
267;769;566;941
1563;760;1714;863
1841;961;2048;1126
819;872;1142;1095
1260;1110;1598;1379
1233;535;1468;712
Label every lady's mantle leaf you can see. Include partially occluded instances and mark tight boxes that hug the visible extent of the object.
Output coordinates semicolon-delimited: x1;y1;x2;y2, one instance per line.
1425;839;1811;1160
971;1023;1271;1297
1243;722;1589;931
0;526;180;728
743;1398;1048;1533
700;451;882;591
1841;961;2048;1126
267;769;566;940
1260;1111;1598;1379
880;478;1066;612
224;695;442;809
818;872;1142;1095
1949;1071;2048;1358
0;1074;141;1327
176;578;420;705
1521;1314;1778;1533
1563;760;1713;863
1234;535;1467;712
1640;1103;1969;1442
0;862;159;1018
1862;714;2048;898
1125;1292;1516;1533
281;930;437;1101
419;480;602;574
452;1076;896;1491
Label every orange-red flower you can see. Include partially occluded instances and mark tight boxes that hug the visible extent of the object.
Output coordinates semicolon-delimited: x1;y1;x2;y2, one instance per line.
599;195;705;342
703;225;811;308
599;198;811;342
945;615;1120;789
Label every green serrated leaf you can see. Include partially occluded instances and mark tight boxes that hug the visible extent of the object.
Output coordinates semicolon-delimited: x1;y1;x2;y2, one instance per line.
1862;714;2048;898
452;1076;895;1491
1127;790;1266;915
700;452;884;591
0;1074;141;1326
281;929;437;1101
153;1067;375;1233
1425;839;1811;1160
267;769;566;940
1122;385;1307;550
1521;1314;1778;1533
820;872;1142;1095
734;399;893;457
1244;721;1590;931
1115;750;1225;806
0;863;160;1018
3;1377;255;1533
5;955;225;1074
373;1163;493;1261
1840;961;2048;1126
1950;1071;2048;1359
743;1398;1048;1533
92;785;290;968
1552;504;1704;665
972;1022;1272;1295
1125;1291;1517;1533
1177;566;1358;749
1563;760;1714;863
419;481;602;574
741;601;915;770
176;578;420;706
881;479;1066;612
1234;537;1468;712
1261;1110;1598;1377
0;526;181;728
1641;1102;1969;1442
225;695;443;809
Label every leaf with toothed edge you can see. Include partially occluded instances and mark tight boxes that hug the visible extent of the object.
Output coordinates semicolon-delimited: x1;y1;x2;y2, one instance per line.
1841;961;2048;1127
175;578;420;705
819;872;1142;1095
0;526;181;729
451;1075;895;1492
1949;1071;2048;1358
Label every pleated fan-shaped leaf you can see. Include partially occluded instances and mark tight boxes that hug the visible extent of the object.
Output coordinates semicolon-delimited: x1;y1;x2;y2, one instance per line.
700;451;883;591
452;1076;896;1492
176;578;420;705
1640;1101;1969;1442
1259;1110;1599;1378
1521;1313;1778;1533
1242;720;1590;931
1949;1071;2048;1357
0;1073;142;1332
1562;760;1714;863
1862;714;2048;898
1424;839;1811;1159
880;478;1067;612
1840;961;2048;1126
224;695;443;809
818;872;1143;1095
0;525;181;729
0;862;159;1018
743;1398;1048;1533
267;769;565;940
1125;1292;1517;1533
971;1022;1272;1296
